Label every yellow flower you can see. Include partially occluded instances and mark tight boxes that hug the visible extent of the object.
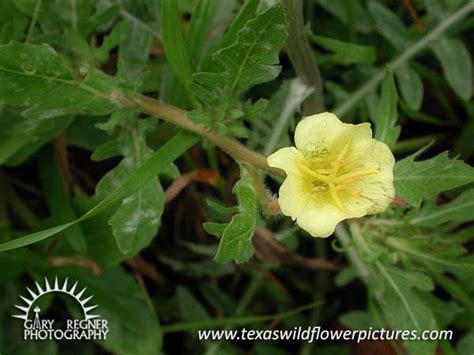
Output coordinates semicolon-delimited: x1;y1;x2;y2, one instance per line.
267;112;395;238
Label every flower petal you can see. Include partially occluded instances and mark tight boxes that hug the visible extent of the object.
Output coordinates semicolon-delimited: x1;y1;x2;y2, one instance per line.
267;147;303;174
295;112;372;156
296;202;348;238
347;139;395;214
277;174;308;219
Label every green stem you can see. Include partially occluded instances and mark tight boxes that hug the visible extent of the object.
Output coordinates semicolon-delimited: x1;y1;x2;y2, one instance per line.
334;223;371;281
8;185;40;230
162;299;322;333
392;134;446;154
281;0;325;114
431;273;472;308
206;272;264;354
25;0;42;42
235;272;264;316
125;94;284;177
334;1;474;117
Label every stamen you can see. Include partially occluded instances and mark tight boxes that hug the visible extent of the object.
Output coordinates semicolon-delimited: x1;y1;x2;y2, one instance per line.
336;140;351;162
329;183;346;212
333;140;351;173
298;162;332;183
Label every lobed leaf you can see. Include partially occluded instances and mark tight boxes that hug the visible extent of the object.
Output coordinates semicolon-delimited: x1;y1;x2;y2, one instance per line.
408;189;474;226
191;4;288;107
394;151;474;206
214;176;257;264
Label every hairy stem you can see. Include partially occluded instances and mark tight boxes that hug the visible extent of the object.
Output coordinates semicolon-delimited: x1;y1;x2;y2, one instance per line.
125;94;285;177
334;0;474;117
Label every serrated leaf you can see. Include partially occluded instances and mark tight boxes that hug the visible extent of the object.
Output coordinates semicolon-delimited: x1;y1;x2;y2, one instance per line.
368;2;410;49
214;176;257;264
0;42;116;118
91;140;121;161
408;189;474;226
203;222;228;237
191;4;287;107
206;198;239;219
216;0;259;50
373;69;400;147
432;37;472;100
396;64;423;111
394;151;474;206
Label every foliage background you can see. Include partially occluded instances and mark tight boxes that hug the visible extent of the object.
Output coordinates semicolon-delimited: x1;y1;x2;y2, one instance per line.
0;0;473;354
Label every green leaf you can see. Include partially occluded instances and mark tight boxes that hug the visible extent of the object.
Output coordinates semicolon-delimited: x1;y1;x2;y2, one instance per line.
373;69;400;148
203;222;228;237
257;78;313;155
394;151;474;206
396;64;424;111
368;2;410;49
339;311;373;330
373;262;437;355
177;287;210;322
0;108;73;165
214;176;257;264
53;266;162;355
118;19;152;83
91;140;121;161
432;37;472;100
408;189;474;226
0;42;117;118
95;119;165;254
186;0;218;68
456;331;474;355
161;0;194;91
315;0;372;33
0;2;28;43
0;131;198;252
213;0;259;51
385;236;472;272
383;266;434;292
310;35;375;65
96;20;130;65
191;4;288;107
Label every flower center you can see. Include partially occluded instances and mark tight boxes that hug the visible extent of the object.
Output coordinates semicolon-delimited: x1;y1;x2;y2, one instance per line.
297;142;379;212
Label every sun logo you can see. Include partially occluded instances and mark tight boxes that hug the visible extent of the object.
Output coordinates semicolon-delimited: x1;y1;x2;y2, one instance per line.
12;277;108;341
12;277;100;322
